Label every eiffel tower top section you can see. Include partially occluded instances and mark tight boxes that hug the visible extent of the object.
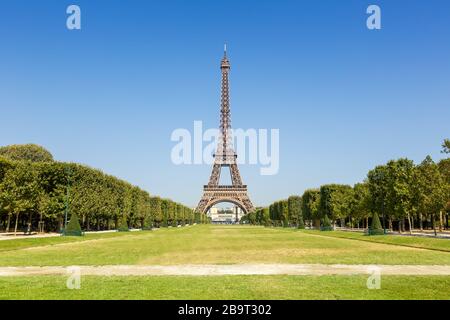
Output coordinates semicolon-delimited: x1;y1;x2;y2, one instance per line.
216;44;236;164
221;44;231;70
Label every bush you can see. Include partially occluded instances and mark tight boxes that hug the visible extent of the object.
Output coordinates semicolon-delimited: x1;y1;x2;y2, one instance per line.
117;215;129;232
63;212;83;236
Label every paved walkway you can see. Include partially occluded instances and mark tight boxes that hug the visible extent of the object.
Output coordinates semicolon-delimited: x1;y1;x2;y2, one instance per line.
1;264;450;277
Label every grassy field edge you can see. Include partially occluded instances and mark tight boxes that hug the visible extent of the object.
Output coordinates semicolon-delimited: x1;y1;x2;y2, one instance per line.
1;275;449;300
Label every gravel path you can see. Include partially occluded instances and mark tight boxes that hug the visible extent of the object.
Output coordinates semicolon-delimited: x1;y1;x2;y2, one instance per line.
1;264;450;277
0;233;61;241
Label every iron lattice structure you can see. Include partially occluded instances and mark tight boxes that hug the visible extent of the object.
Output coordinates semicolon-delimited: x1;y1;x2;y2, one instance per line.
196;49;255;216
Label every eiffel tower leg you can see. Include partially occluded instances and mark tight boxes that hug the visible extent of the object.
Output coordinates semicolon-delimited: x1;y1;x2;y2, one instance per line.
196;195;211;214
239;194;255;213
208;164;221;186
230;163;243;186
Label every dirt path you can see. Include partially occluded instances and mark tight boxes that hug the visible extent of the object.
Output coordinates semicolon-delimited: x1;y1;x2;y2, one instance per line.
0;233;61;241
1;264;450;277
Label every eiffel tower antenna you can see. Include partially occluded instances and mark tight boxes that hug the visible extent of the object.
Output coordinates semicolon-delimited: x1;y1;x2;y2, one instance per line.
196;49;255;217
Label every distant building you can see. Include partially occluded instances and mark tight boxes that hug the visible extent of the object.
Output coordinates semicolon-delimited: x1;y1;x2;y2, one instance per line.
207;205;245;223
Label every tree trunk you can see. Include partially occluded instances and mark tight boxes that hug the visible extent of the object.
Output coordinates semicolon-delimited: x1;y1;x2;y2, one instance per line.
39;212;43;231
27;212;33;235
407;213;412;235
6;214;11;233
431;215;437;236
445;213;448;230
419;213;423;231
365;217;369;229
439;211;443;232
314;219;320;229
14;213;20;235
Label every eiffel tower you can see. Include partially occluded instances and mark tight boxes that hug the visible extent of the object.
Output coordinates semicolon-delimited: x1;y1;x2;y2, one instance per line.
196;47;255;216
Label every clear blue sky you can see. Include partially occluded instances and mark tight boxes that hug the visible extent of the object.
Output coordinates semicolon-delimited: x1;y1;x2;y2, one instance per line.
1;0;449;207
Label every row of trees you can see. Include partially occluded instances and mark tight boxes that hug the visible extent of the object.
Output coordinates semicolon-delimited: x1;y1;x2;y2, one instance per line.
243;142;450;234
242;196;305;228
0;144;206;234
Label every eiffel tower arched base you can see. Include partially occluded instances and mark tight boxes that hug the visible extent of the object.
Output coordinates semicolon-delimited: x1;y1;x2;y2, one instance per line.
196;186;255;214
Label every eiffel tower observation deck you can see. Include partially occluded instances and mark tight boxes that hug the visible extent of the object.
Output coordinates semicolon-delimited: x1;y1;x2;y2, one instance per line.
196;46;255;215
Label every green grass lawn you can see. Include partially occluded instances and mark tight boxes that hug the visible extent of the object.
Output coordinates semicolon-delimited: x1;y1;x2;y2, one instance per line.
0;275;449;300
1;225;450;300
303;230;450;252
1;225;450;266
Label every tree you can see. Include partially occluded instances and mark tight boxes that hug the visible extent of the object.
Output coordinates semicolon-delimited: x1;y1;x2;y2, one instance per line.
176;204;183;226
385;159;416;234
349;182;370;229
415;156;447;235
319;184;353;227
0;144;53;162
117;215;129;232
269;203;275;223
438;158;450;184
280;200;289;227
150;197;163;226
0;158;14;231
438;158;450;227
261;208;270;226
301;189;320;228
168;201;177;226
442;139;450;154
367;166;389;230
35;162;67;232
248;211;257;225
288;196;303;228
0;161;40;234
321;214;332;231
161;199;169;227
